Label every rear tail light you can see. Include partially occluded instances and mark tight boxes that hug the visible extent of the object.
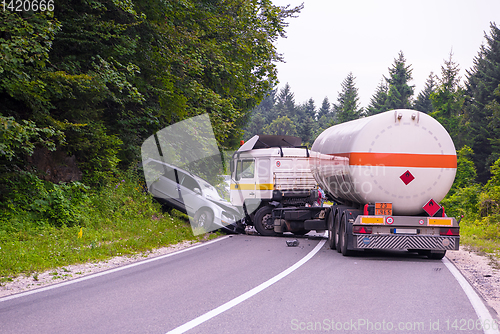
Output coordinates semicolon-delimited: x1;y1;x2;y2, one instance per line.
353;226;372;234
439;228;459;236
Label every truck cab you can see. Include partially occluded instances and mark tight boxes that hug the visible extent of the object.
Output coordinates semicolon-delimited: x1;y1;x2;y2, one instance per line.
230;135;320;235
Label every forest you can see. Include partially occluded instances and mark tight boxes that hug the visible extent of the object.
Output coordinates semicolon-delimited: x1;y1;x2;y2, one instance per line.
0;1;499;278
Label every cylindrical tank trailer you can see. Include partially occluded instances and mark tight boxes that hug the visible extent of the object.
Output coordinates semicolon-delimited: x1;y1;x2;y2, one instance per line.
310;109;457;215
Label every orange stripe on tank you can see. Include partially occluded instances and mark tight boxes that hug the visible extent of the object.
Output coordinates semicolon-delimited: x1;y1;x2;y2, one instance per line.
329;152;457;168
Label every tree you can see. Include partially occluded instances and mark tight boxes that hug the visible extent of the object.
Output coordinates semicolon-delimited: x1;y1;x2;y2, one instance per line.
303;98;316;119
463;22;500;182
263;116;297;136
429;52;465;146
275;83;296;118
384;51;415;110
317;97;331;120
413;72;437;114
366;79;388;116
333;72;363;123
0;0;304;185
298;116;315;146
449;145;477;195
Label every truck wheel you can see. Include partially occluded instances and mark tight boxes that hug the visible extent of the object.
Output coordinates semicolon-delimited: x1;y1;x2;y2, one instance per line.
340;214;353;256
253;206;277;236
327;211;336;249
334;213;342;253
428;250;446;260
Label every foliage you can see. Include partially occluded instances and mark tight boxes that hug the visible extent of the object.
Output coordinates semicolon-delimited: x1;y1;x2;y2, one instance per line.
441;145;479;218
463;23;500;183
1;171;90;227
0;171;211;279
366;79;388;116
263;115;297;136
440;148;500;255
0;115;64;162
333;72;363;123
429;52;465;147
413;72;436;114
1;0;303;186
317;97;332;120
384;51;415;110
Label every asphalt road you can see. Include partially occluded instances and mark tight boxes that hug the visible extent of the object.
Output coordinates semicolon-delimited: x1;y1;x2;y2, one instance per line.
0;233;498;334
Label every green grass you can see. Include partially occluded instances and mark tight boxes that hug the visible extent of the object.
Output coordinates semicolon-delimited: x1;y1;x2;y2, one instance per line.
0;172;220;283
458;216;500;257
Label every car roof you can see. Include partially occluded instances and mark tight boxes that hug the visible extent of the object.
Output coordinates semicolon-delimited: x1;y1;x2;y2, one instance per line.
143;158;213;185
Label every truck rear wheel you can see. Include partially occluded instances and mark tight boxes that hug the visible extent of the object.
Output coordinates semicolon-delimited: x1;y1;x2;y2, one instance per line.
327;211;336;249
428;250;446;260
254;206;277;236
334;212;342;253
340;214;353;256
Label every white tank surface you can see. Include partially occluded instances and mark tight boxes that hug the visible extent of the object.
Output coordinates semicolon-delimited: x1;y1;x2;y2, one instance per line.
311;109;457;215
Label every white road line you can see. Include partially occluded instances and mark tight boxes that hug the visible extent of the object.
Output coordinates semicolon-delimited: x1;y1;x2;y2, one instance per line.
167;235;327;334
443;257;500;334
0;235;231;303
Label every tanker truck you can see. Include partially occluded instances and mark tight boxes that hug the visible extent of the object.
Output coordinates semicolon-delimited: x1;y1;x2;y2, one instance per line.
234;109;459;259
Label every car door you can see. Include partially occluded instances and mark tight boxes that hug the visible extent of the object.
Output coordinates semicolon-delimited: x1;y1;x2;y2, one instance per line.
177;171;204;216
147;161;183;208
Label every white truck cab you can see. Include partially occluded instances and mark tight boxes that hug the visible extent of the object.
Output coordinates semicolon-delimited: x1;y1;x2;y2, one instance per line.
230;135;319;235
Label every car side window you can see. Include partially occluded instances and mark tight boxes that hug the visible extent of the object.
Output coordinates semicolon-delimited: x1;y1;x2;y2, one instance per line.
180;174;200;192
146;161;176;182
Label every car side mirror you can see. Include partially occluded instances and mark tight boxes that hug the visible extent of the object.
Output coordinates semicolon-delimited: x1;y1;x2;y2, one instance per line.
193;188;201;195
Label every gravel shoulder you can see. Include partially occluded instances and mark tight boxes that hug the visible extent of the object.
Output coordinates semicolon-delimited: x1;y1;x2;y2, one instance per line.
2;239;500;322
446;246;500;320
0;239;200;298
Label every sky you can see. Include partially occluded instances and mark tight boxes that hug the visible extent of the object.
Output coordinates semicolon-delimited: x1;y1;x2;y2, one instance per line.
271;0;500;108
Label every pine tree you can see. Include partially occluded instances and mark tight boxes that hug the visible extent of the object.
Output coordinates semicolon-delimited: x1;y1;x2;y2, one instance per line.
384;51;415;110
463;22;500;182
334;72;363;123
317;97;331;120
413;72;436;114
430;52;465;147
366;79;388;116
298;116;315;145
275;83;296;119
304;98;316;119
256;90;277;124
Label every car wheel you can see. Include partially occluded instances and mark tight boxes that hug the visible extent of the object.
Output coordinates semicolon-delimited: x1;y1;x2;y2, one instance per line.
253;206;277;236
194;209;214;231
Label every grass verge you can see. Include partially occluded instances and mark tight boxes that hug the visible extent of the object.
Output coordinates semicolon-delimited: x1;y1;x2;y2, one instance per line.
0;172;221;284
458;217;500;258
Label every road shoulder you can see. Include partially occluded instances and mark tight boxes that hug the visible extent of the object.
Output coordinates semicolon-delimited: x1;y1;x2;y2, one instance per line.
446;246;500;320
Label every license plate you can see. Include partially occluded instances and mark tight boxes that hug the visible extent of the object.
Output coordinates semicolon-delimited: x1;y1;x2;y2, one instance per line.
393;228;418;235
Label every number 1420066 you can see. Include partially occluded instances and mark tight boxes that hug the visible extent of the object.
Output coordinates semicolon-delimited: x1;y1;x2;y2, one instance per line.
3;0;54;12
